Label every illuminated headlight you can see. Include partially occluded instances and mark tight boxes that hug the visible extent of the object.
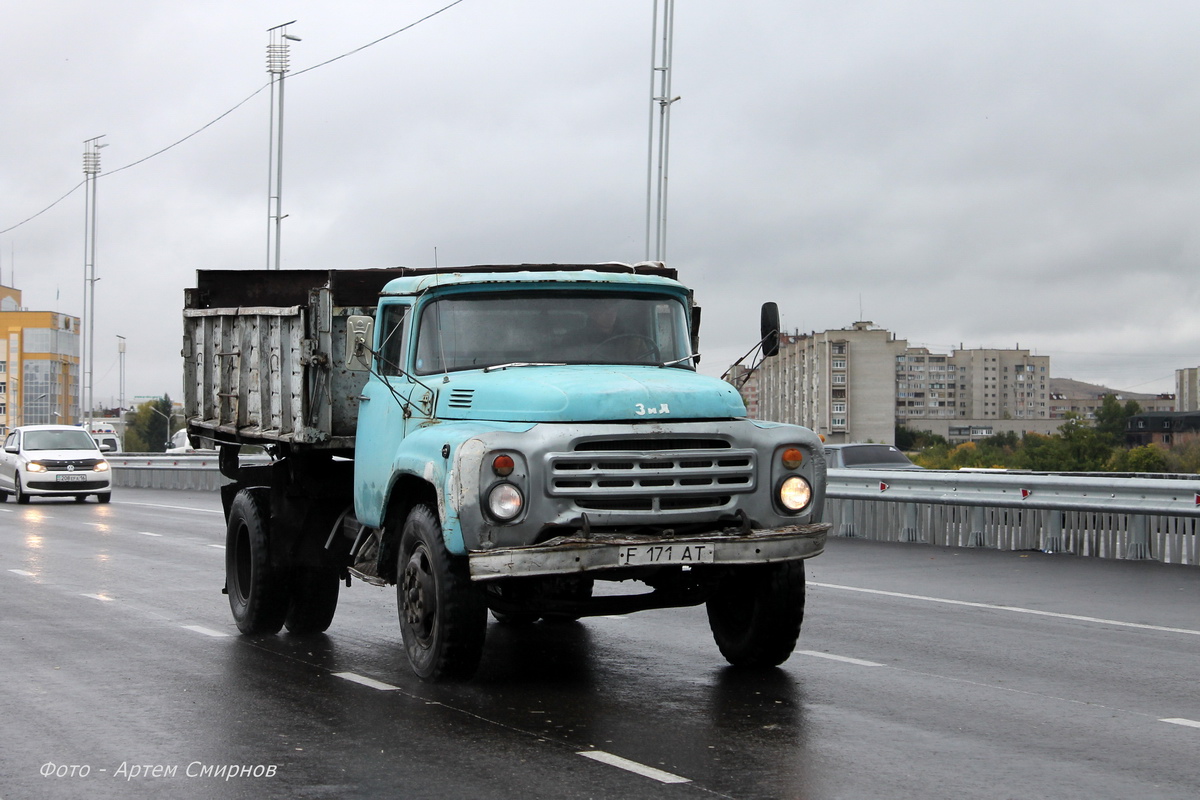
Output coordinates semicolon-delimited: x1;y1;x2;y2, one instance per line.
94;461;110;473
778;476;813;513
26;462;48;473
487;483;524;521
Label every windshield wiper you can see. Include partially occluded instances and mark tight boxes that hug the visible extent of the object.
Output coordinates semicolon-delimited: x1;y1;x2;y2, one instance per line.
482;362;567;372
659;353;700;368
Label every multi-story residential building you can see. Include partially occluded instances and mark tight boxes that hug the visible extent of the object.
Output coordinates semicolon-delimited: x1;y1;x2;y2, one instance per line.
1177;368;1200;412
739;323;1055;444
0;284;81;432
750;321;908;444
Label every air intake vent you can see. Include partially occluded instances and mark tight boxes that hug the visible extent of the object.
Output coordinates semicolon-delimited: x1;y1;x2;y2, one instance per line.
448;388;475;409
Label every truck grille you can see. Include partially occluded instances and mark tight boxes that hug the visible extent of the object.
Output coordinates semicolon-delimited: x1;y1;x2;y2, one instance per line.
548;438;756;513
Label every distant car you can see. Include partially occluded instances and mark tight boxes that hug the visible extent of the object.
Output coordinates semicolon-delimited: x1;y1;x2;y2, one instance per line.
824;443;923;470
0;425;113;504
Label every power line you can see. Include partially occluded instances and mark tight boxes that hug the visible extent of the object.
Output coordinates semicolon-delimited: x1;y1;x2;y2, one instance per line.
0;0;468;236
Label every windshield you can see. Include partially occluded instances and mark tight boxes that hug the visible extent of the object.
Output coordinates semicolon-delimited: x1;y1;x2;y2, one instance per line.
23;429;100;451
413;291;693;375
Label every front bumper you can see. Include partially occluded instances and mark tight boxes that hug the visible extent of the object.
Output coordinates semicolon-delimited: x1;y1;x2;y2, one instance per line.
468;522;830;581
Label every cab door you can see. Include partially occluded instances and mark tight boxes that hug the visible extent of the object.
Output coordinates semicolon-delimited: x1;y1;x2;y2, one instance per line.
353;302;432;527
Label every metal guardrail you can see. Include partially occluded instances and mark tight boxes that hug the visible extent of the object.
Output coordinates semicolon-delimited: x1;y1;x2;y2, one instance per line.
108;453;269;492
826;469;1200;566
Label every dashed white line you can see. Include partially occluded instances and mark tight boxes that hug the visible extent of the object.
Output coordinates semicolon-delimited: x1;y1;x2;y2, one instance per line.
334;672;400;691
81;593;114;602
181;625;232;638
1161;718;1200;729
796;650;885;667
811;582;1200;637
577;750;690;784
8;569;36;577
118;501;222;514
207;544;225;550
137;531;163;537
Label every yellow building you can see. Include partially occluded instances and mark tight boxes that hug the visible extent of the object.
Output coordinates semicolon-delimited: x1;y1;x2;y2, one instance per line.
0;284;81;432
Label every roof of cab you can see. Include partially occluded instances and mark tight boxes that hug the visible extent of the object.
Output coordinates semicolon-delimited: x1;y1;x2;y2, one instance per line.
380;265;685;297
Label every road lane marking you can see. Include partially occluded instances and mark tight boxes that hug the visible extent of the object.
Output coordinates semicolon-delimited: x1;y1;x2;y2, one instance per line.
8;569;36;577
137;531;163;537
116;501;222;513
182;625;232;638
576;750;691;784
811;582;1200;637
334;672;400;691
1161;718;1200;729
81;593;114;602
208;544;225;550
796;650;885;667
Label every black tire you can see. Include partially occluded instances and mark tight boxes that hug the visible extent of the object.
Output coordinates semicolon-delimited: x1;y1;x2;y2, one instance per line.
96;492;112;504
706;561;806;667
397;505;486;680
15;477;30;504
226;488;289;634
0;490;8;503
75;495;88;503
284;567;340;634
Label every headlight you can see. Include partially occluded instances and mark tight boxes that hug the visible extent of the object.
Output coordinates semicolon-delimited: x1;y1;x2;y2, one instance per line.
487;483;524;521
778;475;813;512
94;461;110;473
26;462;48;473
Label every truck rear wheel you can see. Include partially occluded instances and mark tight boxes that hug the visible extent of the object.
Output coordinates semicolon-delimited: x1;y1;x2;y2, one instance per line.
397;505;486;680
285;567;340;634
706;561;806;667
226;488;289;634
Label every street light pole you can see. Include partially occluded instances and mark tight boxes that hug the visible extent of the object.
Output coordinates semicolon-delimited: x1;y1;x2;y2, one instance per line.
266;21;300;270
82;135;107;429
645;0;679;263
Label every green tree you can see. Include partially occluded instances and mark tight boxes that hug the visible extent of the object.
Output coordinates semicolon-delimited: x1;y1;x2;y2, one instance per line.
124;396;180;453
1093;394;1141;445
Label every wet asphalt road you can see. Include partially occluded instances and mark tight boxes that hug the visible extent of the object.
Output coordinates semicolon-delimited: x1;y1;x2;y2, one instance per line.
1;488;1198;800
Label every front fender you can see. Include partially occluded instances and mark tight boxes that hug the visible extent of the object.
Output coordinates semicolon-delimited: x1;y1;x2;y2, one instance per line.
354;420;535;555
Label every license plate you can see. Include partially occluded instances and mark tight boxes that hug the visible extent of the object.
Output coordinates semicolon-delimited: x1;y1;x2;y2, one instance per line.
617;543;716;566
55;474;88;483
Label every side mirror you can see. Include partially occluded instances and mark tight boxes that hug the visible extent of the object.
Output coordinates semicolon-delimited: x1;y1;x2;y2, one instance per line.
4;445;18;454
345;315;375;371
760;302;780;357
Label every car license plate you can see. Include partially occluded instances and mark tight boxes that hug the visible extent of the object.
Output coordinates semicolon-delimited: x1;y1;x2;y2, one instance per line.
55;474;88;483
617;543;716;566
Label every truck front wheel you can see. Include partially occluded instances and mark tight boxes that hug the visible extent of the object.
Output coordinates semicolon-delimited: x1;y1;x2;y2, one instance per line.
226;488;290;634
397;505;486;680
706;561;806;668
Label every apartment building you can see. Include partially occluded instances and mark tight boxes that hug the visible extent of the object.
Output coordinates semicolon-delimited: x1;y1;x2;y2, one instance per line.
0;284;81;432
1177;368;1200;412
749;321;907;444
739;323;1056;444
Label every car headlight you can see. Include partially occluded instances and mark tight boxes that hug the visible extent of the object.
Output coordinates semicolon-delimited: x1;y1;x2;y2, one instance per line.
778;475;813;513
94;461;110;473
487;483;524;521
26;462;48;473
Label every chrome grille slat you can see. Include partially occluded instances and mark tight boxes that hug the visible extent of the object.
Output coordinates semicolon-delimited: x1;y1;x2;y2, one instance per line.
548;439;756;512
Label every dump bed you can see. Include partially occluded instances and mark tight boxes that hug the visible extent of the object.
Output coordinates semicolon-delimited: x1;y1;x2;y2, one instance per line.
183;268;405;450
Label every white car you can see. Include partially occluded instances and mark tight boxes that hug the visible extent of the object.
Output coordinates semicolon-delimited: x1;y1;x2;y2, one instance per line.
0;425;113;504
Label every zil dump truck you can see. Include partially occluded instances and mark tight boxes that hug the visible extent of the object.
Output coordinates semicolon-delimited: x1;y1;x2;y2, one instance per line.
183;263;829;680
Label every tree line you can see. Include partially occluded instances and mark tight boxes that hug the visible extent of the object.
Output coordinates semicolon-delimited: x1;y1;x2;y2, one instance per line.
898;394;1199;473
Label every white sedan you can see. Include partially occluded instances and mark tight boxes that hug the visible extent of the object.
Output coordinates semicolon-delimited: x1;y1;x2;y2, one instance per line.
0;425;113;504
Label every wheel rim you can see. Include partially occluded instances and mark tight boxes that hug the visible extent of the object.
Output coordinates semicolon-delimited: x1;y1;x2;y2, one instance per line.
402;545;438;646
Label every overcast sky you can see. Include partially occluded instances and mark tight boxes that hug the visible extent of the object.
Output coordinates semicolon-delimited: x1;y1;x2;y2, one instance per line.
3;0;1199;408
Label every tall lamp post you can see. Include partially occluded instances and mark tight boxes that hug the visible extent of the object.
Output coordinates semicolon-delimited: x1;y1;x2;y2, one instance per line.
645;0;679;263
266;21;300;270
82;135;107;429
